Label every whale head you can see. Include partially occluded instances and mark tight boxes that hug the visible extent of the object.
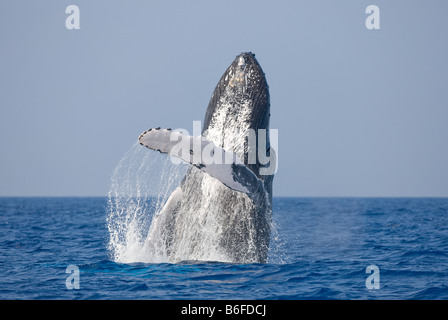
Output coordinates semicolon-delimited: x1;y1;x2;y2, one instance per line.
203;52;270;134
202;52;271;177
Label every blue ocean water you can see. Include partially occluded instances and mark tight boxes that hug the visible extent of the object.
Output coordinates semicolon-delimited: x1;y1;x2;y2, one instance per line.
0;197;447;300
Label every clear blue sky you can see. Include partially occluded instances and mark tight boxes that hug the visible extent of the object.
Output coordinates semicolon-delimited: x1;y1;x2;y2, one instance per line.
1;1;447;197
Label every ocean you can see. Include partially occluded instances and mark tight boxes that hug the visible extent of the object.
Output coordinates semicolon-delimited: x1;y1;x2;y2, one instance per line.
1;196;447;300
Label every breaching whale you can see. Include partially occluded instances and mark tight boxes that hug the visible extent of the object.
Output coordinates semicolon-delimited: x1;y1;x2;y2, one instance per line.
139;52;275;263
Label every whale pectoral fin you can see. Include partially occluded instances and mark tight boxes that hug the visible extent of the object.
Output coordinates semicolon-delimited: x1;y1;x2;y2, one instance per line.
195;162;264;195
139;128;201;164
138;128;179;155
138;128;264;195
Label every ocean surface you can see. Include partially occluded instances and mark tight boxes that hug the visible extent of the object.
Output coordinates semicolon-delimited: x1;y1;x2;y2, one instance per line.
1;197;447;300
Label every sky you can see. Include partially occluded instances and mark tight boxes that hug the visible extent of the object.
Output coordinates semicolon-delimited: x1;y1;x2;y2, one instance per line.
1;0;448;197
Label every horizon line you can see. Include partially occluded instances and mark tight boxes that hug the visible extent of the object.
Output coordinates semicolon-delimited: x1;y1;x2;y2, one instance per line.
1;195;447;199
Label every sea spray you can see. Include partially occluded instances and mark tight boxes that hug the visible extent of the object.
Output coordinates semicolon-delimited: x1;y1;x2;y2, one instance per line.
106;143;187;263
106;143;284;264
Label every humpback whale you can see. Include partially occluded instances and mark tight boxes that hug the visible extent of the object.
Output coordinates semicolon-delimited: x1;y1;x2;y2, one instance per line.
139;52;275;263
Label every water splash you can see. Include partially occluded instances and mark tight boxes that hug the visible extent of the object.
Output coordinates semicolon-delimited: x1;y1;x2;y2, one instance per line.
267;219;287;264
106;143;187;263
106;142;285;264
